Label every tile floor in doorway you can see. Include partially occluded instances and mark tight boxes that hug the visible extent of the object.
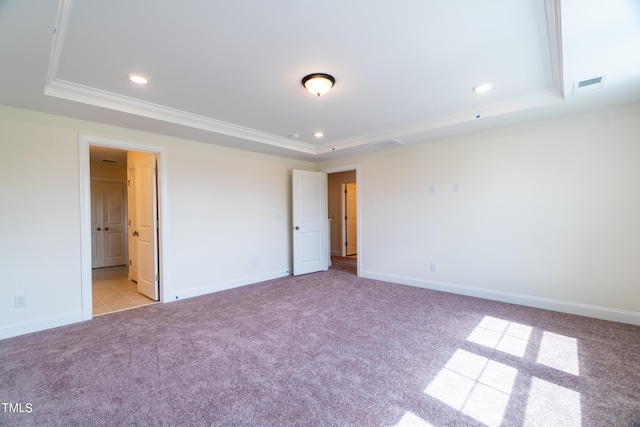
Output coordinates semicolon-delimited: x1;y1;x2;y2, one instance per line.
92;266;157;315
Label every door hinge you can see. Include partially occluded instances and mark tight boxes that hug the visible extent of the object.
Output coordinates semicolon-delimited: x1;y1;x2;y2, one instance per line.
129;260;132;266
153;167;157;175
128;179;131;186
155;274;159;282
345;241;348;247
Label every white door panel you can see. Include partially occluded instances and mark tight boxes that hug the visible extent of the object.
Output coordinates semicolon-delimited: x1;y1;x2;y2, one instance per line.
135;155;159;300
292;170;328;276
127;167;139;282
91;180;126;268
90;181;103;268
103;182;126;266
346;182;357;256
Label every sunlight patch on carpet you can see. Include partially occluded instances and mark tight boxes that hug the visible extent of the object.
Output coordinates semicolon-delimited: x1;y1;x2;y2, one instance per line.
524;377;582;427
424;349;517;427
393;411;436;427
536;331;580;375
466;316;533;357
423;315;583;426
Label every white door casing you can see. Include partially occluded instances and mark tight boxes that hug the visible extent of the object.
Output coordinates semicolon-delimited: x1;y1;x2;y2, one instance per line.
346;182;358;256
80;134;166;321
134;155;159;300
292;169;328;276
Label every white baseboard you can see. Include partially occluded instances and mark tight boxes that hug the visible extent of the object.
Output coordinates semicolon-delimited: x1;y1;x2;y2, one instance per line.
0;311;84;340
169;270;291;302
361;270;640;326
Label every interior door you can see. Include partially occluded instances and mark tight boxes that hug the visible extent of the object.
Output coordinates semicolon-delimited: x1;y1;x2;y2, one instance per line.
345;182;358;256
127;167;139;282
292;169;328;276
102;182;126;266
90;181;104;268
91;180;126;268
135;155;159;300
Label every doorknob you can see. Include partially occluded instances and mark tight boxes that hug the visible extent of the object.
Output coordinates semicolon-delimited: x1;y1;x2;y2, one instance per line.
104;227;109;231
96;227;101;231
295;226;300;230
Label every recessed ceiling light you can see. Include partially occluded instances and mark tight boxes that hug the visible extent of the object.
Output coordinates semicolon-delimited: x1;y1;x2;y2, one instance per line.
314;131;324;138
126;73;148;85
472;82;493;93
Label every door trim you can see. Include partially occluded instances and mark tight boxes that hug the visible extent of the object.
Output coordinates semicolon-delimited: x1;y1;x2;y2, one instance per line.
79;134;168;320
322;164;360;276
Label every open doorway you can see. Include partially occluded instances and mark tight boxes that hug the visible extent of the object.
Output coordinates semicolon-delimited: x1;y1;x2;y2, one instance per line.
89;146;158;315
79;135;166;321
327;168;358;275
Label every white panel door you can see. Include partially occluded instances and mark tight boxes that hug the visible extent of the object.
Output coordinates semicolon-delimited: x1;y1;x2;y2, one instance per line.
292;169;328;276
90;181;104;268
91;180;126;268
135;155;159;300
346;182;358;256
102;182;126;266
127;167;139;282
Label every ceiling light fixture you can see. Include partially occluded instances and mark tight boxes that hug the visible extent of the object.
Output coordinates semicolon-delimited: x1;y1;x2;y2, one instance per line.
302;73;335;97
314;131;324;138
472;82;493;93
127;73;148;85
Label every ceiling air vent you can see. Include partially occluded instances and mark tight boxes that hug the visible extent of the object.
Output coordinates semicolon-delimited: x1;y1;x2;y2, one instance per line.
573;75;606;95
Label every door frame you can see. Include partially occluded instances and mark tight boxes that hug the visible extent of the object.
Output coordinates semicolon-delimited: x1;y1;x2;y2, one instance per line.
341;181;357;257
322;164;360;276
79;134;168;320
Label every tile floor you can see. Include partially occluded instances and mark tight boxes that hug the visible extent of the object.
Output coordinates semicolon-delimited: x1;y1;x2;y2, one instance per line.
92;265;157;316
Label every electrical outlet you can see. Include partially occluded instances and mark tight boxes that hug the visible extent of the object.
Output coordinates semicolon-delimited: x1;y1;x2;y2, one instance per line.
14;295;26;308
430;263;438;272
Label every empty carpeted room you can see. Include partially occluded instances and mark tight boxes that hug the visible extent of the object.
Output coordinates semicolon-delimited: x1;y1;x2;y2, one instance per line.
1;1;640;426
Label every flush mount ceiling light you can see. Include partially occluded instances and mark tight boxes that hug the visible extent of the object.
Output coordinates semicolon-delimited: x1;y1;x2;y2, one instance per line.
314;131;324;138
472;82;493;93
126;73;148;85
302;73;335;97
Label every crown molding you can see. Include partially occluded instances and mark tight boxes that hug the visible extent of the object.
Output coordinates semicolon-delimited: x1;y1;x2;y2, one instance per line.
45;0;316;155
544;0;565;98
44;78;317;154
317;88;564;155
46;0;567;158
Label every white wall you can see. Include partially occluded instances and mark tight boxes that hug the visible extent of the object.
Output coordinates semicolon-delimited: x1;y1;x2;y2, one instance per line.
0;105;313;339
318;102;640;324
2;101;639;339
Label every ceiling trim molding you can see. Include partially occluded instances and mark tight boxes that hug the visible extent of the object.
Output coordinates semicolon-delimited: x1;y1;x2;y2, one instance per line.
47;0;73;87
544;0;565;98
44;78;317;155
44;0;316;156
45;0;568;159
317;88;564;155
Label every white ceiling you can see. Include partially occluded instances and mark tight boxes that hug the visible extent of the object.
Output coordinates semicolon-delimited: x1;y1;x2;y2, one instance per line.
1;0;639;161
